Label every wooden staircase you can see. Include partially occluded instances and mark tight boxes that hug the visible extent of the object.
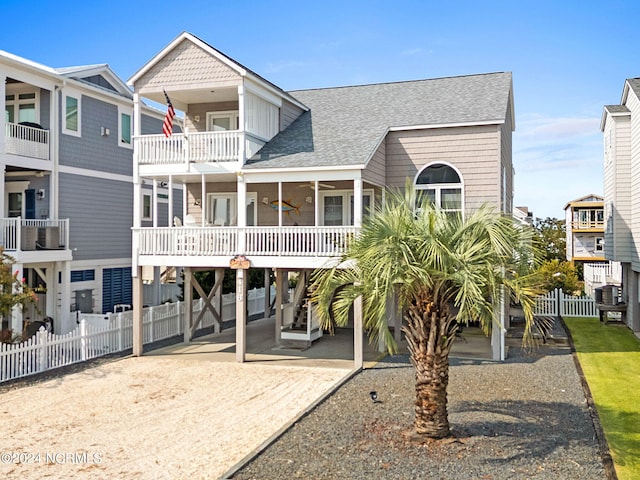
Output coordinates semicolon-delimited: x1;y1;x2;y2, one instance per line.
280;270;323;344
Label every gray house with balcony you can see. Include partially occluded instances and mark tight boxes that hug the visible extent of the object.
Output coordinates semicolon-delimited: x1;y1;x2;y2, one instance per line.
0;51;172;336
128;32;516;364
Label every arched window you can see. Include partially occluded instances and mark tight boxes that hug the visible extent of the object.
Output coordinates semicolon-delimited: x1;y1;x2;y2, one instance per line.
415;163;463;213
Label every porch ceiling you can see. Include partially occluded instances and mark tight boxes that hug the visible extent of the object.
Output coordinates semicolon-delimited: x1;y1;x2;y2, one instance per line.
142;86;237;111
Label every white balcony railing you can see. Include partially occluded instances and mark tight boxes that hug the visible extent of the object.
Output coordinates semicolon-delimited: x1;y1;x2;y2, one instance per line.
135;131;242;165
0;218;69;252
571;220;605;230
134;226;358;257
5;123;50;160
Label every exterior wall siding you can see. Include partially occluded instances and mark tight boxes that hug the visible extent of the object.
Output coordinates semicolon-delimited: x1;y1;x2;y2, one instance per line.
186;101;238;132
59;173;133;261
500;95;514;214
39;88;50;129
384;126;501;212
59;95;132;176
135;40;241;92
362;136;386;186
606;115;632;261
280;99;304;131
628;90;640;271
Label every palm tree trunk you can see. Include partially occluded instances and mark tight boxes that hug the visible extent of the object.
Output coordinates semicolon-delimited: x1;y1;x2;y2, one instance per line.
403;296;456;439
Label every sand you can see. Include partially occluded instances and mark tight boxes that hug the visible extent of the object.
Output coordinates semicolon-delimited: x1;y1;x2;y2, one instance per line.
0;354;350;479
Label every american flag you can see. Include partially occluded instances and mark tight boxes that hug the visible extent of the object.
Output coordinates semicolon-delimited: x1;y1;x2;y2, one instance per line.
162;90;175;137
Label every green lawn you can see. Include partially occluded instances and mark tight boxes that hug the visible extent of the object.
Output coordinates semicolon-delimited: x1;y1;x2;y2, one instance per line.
563;316;640;480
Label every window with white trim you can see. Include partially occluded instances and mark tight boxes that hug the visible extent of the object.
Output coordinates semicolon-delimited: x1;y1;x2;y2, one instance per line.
119;106;132;147
142;193;152;220
415;163;463;213
206;111;239;131
5;88;39;125
319;190;373;226
595;237;604;253
63;90;81;137
205;193;256;226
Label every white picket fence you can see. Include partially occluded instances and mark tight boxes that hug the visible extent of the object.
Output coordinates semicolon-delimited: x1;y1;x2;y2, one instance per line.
533;288;599;318
1;287;275;384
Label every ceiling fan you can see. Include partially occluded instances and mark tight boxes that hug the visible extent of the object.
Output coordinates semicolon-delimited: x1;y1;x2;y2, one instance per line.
297;181;335;190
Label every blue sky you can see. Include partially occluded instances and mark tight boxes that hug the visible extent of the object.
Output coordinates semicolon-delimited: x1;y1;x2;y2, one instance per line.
2;0;637;219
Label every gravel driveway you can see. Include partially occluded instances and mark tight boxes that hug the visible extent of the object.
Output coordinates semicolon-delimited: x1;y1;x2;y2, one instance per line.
230;345;609;480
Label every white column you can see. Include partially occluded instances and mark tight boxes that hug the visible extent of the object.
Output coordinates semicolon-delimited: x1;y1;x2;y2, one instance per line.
58;261;71;333
237;174;247;253
354;293;363;370
152;179;158;227
236;268;247;362
132;93;142;229
263;268;271;320
237;84;245;164
353;177;363;228
275;269;283;345
201;174;206;225
10;263;24;334
132;266;144;356
184;267;192;343
0;74;5;155
167;175;173;226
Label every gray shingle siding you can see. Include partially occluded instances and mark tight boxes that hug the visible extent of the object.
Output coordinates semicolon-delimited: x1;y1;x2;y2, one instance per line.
59;173;132;261
39;88;50;129
59;94;132;176
141;112;164;135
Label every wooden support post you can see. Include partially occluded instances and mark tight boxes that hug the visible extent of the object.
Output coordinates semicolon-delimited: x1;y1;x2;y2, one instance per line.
354;293;363;370
236;268;247;362
132;266;144;356
184;267;192;343
275;269;283;345
264;268;271;320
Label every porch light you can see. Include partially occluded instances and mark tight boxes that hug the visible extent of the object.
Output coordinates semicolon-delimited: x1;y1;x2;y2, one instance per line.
262;197;269;205
305;196;312;204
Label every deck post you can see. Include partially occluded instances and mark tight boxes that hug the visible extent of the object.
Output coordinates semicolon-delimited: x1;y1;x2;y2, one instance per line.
275;269;284;345
263;268;271;320
184;267;192;343
236;267;247;362
354;293;363;370
132;266;144;356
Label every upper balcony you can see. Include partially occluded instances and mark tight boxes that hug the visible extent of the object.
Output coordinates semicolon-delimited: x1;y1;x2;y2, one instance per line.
1;218;72;263
135;130;265;168
5;122;50;160
571;219;605;231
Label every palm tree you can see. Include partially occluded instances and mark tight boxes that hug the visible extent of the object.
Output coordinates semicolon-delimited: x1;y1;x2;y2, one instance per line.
311;185;540;439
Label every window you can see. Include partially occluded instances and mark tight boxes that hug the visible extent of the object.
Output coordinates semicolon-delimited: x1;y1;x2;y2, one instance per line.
415;163;463;213
5;90;38;124
63;90;81;136
142;193;152;220
595;237;604;253
320;190;373;226
119;106;132;147
205;193;256;226
206;111;239;131
71;270;95;282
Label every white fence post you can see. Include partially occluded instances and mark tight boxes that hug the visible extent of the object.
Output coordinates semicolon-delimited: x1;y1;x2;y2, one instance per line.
149;306;155;343
80;320;88;362
36;328;46;373
117;313;123;352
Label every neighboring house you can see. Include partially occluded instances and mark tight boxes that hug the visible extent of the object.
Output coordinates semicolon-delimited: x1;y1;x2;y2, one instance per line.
514;206;533;225
564;194;606;265
127;32;516;363
0;50;175;336
601;78;640;333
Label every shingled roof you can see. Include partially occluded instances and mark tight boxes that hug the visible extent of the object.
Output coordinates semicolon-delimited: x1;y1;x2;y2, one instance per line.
245;72;513;170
